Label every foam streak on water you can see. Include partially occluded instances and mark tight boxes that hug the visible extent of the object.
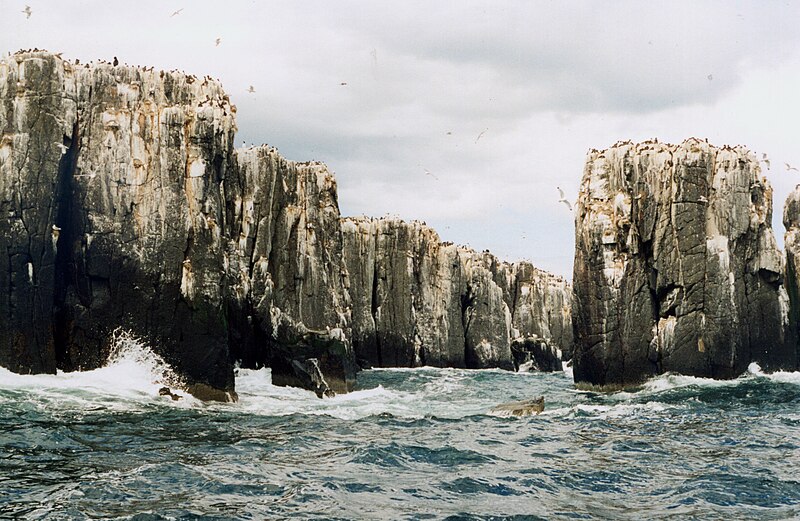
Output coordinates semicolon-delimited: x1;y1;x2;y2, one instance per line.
1;340;800;520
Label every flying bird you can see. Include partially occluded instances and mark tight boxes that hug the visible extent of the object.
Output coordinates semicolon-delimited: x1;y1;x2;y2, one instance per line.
557;186;573;211
707;74;713;81
170;8;183;16
475;129;487;144
215;37;221;46
247;85;255;93
760;153;771;169
22;5;31;18
787;163;799;172
340;82;348;86
54;142;68;155
424;168;439;180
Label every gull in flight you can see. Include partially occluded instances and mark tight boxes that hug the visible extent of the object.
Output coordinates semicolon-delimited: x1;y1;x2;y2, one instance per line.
787;163;799;172
247;85;255;93
54;142;68;155
22;5;32;18
475;128;487;144
171;8;183;17
215;37;221;47
557;186;572;211
762;153;771;169
424;168;438;181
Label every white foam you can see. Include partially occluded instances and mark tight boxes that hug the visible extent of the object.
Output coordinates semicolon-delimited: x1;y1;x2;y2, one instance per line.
0;329;194;409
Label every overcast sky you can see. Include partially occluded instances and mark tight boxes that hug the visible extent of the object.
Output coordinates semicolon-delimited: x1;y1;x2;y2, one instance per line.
3;1;800;278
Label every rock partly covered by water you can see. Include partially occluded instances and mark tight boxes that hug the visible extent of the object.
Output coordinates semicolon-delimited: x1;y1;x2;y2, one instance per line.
572;139;796;389
341;217;571;371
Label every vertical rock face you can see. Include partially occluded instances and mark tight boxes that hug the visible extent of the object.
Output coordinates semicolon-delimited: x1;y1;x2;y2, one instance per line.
573;139;795;389
224;147;355;395
0;50;571;397
0;52;71;374
341;217;571;371
0;50;238;398
782;185;800;361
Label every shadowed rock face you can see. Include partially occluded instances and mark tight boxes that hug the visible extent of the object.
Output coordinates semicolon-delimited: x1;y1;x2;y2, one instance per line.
0;51;237;398
0;51;357;400
341;217;571;371
572;139;796;389
224;147;356;395
783;185;800;361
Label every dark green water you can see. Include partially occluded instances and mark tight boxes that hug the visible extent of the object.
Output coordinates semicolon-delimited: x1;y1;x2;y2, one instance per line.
1;344;799;520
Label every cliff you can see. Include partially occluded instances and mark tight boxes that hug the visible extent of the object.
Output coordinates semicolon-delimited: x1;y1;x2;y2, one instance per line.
0;50;569;399
572;139;796;389
341;217;571;371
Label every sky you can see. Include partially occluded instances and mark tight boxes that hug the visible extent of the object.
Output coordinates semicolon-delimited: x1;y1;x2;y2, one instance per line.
2;1;800;279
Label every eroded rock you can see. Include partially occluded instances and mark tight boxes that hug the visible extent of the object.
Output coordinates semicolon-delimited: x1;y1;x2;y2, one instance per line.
572;139;796;389
341;217;571;371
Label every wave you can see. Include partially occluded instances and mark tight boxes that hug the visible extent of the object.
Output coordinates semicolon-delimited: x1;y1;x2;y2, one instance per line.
0;329;196;410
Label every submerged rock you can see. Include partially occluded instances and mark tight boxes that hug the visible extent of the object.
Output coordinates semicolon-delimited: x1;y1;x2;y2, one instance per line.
158;387;182;401
572;139;796;389
490;396;545;417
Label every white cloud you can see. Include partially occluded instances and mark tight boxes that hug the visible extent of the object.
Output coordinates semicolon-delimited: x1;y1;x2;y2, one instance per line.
2;1;800;278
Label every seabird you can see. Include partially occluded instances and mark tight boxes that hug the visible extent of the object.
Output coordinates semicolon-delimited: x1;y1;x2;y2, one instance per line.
475;128;487;144
762;153;771;169
54;142;68;155
113;56;119;66
22;5;31;18
424;168;438;181
340;82;348;86
215;37;221;46
557;186;573;211
787;163;799;172
171;8;183;16
247;85;255;93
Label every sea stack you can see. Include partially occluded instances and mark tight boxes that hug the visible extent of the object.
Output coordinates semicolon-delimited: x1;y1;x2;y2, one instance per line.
572;139;796;389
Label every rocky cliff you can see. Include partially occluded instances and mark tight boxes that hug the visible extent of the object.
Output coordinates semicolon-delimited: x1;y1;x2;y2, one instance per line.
0;50;569;399
783;185;800;360
572;139;796;389
341;217;571;371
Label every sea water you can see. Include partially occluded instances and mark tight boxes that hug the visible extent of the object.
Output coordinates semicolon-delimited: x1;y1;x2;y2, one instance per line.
1;338;799;520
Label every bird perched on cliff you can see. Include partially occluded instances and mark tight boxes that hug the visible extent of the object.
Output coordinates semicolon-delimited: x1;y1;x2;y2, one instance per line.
557;187;572;211
22;5;31;18
247;85;255;93
113;56;119;66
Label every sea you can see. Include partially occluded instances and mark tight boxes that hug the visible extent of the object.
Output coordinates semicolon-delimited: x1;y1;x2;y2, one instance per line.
1;336;799;520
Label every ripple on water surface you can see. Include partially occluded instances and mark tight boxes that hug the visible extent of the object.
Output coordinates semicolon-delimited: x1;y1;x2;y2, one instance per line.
1;348;800;520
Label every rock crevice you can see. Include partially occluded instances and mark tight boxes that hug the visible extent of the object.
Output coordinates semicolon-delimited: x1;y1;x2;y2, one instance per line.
572;139;797;388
